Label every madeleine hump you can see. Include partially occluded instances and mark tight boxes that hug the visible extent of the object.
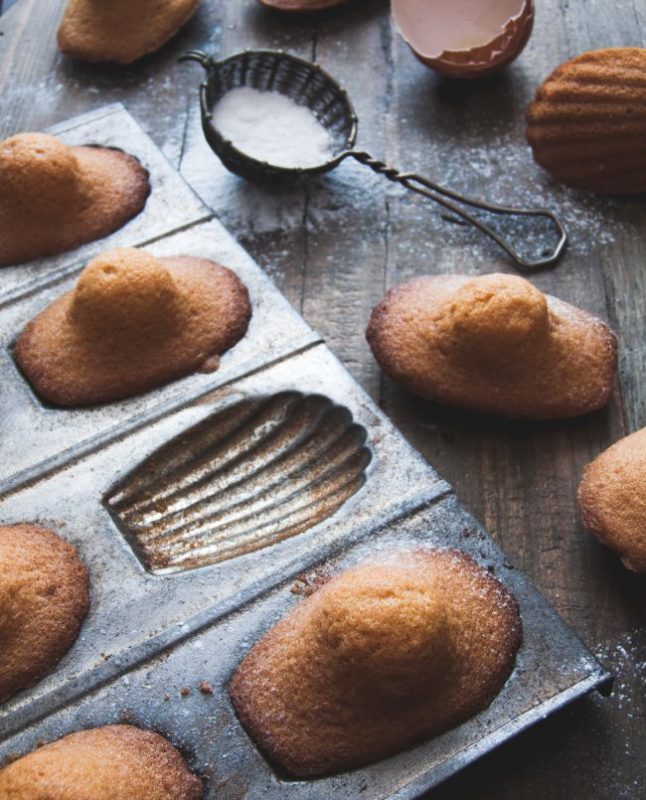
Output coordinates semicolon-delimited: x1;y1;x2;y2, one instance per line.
367;273;618;419
14;247;251;407
229;548;521;776
0;725;203;799
0;523;89;703
58;0;201;64
578;427;646;572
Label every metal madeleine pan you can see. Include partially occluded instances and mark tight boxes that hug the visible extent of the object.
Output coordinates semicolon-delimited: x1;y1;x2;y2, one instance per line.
105;391;374;574
0;103;209;304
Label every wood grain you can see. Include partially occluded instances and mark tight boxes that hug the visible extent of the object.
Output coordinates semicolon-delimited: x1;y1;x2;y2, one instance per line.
0;0;644;797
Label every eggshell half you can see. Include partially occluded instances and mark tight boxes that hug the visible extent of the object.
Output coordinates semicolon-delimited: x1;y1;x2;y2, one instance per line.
393;0;534;79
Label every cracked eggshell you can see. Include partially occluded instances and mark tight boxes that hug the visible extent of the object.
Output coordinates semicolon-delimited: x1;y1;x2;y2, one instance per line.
393;0;534;79
259;0;352;12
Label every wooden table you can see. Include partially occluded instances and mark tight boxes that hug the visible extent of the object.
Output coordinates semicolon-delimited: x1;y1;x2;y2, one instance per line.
1;1;644;797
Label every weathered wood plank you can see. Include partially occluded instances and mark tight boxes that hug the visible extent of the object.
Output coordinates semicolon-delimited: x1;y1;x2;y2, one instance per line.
0;0;18;18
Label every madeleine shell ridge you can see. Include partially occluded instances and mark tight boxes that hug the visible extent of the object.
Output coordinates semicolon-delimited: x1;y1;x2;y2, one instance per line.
106;392;371;572
526;48;646;193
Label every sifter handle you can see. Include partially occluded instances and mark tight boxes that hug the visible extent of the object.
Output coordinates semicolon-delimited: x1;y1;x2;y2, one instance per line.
178;50;215;70
347;150;567;271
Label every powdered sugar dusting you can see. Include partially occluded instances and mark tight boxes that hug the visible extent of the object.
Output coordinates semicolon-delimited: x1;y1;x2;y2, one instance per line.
595;629;646;720
440;131;623;252
212;87;334;169
587;627;646;797
181;111;381;237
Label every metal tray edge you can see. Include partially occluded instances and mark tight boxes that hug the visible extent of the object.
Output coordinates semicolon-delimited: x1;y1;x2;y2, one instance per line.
390;669;613;800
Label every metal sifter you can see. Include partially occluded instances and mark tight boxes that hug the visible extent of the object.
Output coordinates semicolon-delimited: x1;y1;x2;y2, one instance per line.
182;49;567;271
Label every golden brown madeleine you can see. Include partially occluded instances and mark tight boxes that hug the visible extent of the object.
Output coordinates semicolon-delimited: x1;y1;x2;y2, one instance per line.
230;549;521;777
366;273;617;419
526;48;646;193
0;725;203;799
578;427;646;572
0;524;89;702
57;0;200;64
0;133;149;267
15;247;252;407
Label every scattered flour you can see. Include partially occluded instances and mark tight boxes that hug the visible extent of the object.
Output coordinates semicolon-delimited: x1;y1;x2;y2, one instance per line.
594;629;646;720
211;87;334;169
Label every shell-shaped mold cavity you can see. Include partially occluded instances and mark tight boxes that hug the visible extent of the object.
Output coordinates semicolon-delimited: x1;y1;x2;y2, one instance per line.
105;393;372;573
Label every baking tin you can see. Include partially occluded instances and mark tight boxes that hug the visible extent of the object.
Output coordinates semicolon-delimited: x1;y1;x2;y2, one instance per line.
0;106;610;799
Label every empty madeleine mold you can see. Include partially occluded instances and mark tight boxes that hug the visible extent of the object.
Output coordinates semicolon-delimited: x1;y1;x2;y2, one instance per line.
106;392;372;572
